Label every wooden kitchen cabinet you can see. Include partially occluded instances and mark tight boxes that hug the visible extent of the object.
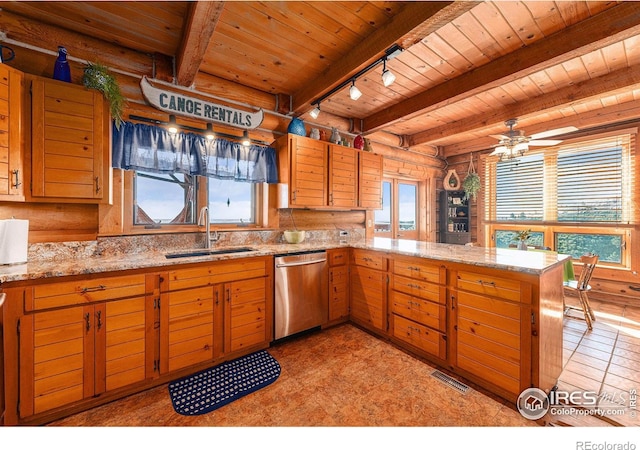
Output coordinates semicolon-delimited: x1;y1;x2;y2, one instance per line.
276;133;384;210
161;256;273;374
28;75;110;202
328;144;357;208
389;256;447;360
349;248;387;333
451;267;532;399
276;133;328;208
327;248;349;323
358;151;383;209
0;64;24;201
16;273;155;419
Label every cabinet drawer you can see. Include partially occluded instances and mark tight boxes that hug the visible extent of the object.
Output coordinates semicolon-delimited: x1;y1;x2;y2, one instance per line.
456;270;524;303
391;275;443;303
392;258;442;284
167;258;268;291
390;290;446;332
392;315;446;360
328;248;348;266
29;274;147;311
351;249;386;271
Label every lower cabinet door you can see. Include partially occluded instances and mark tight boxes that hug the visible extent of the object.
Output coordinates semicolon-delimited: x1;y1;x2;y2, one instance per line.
392;315;446;360
20;305;94;417
455;291;529;397
98;296;149;392
164;286;215;373
225;277;268;353
350;266;386;331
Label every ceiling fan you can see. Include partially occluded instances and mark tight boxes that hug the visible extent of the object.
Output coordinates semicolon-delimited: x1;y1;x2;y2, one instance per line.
489;119;578;160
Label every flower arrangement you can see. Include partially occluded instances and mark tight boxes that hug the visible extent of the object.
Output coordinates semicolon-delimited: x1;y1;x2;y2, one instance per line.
82;61;126;128
514;229;531;242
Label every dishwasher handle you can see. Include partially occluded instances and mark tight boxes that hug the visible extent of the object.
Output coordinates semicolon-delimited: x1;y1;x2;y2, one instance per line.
275;258;327;268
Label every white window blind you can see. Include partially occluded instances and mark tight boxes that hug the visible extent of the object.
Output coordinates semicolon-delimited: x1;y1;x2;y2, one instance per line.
556;140;624;222
495;154;544;221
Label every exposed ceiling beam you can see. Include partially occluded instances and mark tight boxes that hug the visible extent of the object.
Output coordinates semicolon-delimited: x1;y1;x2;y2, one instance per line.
175;1;224;87
363;2;640;135
290;1;475;114
408;64;640;148
443;99;640;157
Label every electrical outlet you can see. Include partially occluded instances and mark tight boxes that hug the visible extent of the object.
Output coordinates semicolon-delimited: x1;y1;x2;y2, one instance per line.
339;230;349;237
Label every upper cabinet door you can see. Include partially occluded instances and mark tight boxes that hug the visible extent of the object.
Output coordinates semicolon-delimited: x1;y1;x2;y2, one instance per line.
358;151;383;209
0;65;24;201
30;76;109;202
328;144;357;208
285;134;328;208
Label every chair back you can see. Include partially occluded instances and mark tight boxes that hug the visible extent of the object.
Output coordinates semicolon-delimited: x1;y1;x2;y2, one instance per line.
576;254;598;290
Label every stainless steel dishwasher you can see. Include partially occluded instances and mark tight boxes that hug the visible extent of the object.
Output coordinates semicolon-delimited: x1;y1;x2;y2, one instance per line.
274;251;328;340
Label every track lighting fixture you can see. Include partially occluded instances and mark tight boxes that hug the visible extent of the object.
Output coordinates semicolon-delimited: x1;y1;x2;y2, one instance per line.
309;44;403;115
310;103;321;119
167;115;178;134
205;123;215;140
349;80;362;101
381;58;396;87
241;130;251;147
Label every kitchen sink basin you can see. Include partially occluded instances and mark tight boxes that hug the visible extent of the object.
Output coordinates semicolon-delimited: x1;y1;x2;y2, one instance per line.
165;247;256;259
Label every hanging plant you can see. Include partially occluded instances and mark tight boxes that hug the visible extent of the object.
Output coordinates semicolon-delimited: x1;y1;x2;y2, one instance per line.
82;61;126;129
462;153;480;200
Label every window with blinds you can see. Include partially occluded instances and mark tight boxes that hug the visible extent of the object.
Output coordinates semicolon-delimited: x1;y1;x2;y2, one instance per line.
557;138;626;223
487;133;635;224
495;154;544;221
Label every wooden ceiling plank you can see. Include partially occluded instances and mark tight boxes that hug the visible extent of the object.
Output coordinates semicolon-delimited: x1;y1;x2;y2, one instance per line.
175;1;224;87
364;2;640;134
290;1;475;113
409;63;640;149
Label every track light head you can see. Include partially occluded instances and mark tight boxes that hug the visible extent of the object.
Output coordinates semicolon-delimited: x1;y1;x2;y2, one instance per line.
381;59;396;87
349;80;362;100
310;103;320;119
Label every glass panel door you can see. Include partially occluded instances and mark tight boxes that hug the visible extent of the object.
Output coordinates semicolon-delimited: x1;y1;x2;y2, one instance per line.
374;178;418;240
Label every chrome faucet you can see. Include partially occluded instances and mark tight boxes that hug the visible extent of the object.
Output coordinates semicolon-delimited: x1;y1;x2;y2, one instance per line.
198;206;211;249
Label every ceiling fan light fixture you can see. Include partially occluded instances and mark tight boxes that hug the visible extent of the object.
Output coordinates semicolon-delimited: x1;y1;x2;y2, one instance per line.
349;80;362;100
309;103;320;119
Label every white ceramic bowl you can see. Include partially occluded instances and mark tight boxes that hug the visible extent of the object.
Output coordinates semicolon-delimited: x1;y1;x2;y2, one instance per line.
283;230;305;244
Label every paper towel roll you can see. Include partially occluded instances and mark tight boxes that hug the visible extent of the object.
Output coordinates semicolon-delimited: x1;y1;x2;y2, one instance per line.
0;218;28;264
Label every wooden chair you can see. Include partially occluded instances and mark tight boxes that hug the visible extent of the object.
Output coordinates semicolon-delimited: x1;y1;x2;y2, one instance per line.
563;253;599;330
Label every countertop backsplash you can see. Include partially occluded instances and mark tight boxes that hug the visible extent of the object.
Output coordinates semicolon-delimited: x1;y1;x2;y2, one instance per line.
27;228;365;261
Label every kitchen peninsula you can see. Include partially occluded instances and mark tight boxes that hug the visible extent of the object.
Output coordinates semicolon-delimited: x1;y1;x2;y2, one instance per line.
0;238;568;425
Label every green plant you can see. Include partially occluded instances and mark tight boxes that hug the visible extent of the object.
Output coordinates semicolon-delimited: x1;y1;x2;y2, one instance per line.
82;61;126;128
462;172;480;200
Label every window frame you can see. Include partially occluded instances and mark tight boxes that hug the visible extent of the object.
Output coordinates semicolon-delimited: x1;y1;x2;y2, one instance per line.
123;171;269;234
483;130;636;269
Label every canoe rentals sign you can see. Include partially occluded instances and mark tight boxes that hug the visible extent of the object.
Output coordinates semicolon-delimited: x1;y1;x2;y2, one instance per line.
140;77;264;129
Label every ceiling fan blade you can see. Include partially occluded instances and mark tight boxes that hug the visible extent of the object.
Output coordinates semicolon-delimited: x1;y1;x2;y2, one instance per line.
529;126;578;140
528;139;562;146
489;134;509;140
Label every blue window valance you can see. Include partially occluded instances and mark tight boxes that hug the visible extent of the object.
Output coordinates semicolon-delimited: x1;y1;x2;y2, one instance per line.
112;121;278;183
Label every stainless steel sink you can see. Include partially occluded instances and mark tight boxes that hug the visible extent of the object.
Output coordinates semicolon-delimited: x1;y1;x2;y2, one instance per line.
165;247;256;259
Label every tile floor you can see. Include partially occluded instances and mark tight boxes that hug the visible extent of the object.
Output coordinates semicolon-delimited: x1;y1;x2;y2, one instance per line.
553;298;640;427
45;298;639;428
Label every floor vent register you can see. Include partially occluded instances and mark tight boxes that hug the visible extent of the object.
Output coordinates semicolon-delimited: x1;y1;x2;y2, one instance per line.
430;369;471;394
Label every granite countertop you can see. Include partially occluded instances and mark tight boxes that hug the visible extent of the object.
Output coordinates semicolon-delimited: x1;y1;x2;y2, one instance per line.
0;238;569;284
